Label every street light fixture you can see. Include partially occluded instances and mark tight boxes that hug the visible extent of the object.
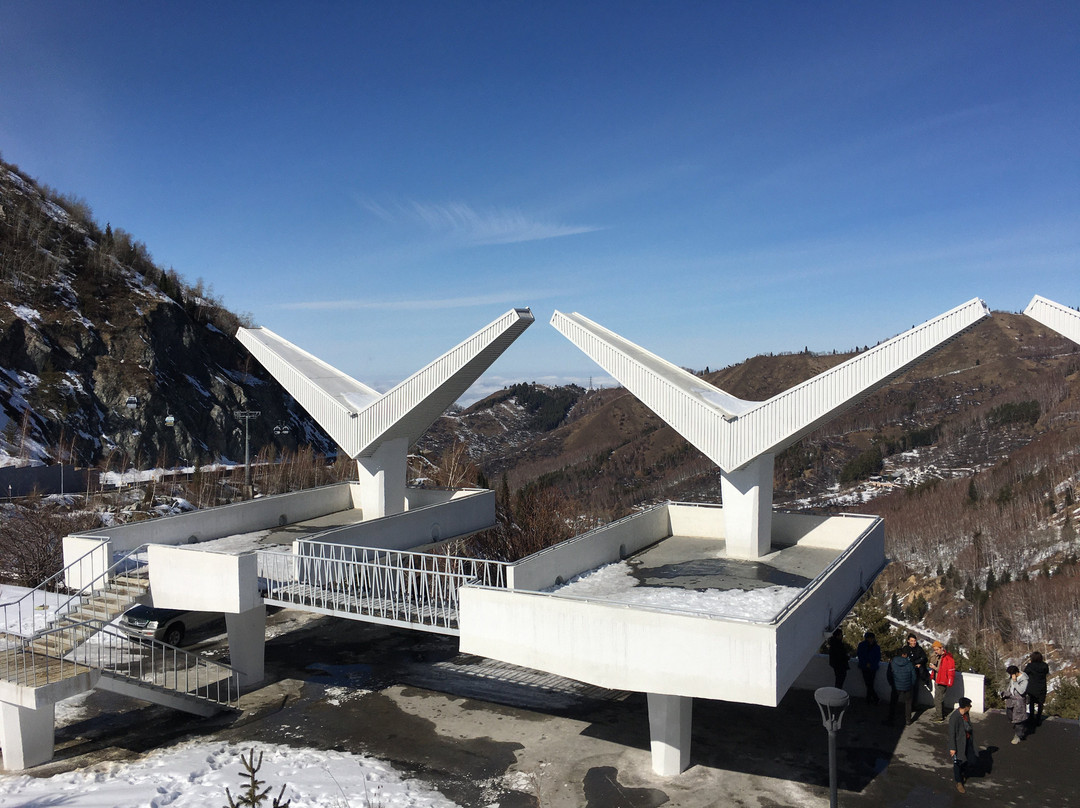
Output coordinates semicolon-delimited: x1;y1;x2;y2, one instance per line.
814;686;850;808
273;422;290;436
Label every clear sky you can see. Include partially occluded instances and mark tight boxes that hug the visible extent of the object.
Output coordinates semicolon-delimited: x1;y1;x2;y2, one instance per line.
2;3;1077;402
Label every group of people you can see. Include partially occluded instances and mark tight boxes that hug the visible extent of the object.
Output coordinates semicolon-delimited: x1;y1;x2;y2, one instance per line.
827;629;1051;794
827;629;939;725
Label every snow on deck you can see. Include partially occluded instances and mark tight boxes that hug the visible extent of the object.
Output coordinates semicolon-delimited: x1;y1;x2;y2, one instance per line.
546;534;839;622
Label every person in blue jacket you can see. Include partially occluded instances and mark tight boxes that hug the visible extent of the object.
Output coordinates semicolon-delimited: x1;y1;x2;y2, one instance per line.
857;631;882;704
886;647;917;725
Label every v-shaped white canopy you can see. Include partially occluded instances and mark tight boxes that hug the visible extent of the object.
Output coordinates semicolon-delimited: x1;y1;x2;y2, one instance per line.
238;308;535;459
552;298;990;473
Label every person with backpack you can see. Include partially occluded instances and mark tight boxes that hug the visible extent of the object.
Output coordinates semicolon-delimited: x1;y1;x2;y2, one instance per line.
885;647;917;725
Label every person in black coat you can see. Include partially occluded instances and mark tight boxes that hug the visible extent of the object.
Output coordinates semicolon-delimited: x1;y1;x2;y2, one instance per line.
1024;650;1050;726
948;697;977;793
905;633;929;682
828;628;851;690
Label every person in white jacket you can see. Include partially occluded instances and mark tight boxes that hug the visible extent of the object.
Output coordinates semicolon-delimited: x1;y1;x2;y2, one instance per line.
1003;665;1029;744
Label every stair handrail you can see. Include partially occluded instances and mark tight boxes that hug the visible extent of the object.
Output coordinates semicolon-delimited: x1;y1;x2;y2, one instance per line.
0;541;149;642
50;543;150;625
8;617;239;708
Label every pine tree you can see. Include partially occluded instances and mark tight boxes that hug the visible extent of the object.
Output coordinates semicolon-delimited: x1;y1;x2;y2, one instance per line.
224;748;290;808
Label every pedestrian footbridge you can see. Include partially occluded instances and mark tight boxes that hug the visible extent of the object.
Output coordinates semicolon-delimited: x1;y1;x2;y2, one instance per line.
257;540;509;635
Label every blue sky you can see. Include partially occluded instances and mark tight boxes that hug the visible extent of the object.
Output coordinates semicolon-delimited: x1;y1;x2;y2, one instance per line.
2;3;1078;402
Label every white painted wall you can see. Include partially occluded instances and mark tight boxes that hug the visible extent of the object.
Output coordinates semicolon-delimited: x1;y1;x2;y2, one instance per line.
460;587;781;705
506;505;671;591
60;536;113;592
66;484;355;557
148;546;261;613
295;488;494;554
774;518;886;700
460;510;886;708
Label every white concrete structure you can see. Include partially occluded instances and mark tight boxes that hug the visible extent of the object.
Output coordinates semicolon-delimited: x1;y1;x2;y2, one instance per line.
551;299;990;559
1025;295;1080;345
1;311;533;771
458;301;990;775
237;308;535;518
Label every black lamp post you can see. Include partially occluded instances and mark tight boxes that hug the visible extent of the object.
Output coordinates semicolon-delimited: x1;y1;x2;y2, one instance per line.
814;686;850;808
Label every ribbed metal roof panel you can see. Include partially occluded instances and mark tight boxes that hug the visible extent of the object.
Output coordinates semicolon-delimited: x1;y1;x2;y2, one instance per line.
1024;295;1080;345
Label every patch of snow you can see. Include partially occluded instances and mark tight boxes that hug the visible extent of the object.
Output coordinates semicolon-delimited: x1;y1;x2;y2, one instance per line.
546;560;802;621
6;303;41;324
0;740;462;807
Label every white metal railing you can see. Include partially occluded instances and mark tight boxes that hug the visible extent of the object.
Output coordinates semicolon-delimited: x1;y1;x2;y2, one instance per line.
0;543;149;643
258;541;509;634
0;618;239;708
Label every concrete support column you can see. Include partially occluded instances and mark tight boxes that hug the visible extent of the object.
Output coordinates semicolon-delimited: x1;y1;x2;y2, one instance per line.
0;701;55;770
356;437;408;518
720;453;774;559
647;692;692;776
226;605;267;688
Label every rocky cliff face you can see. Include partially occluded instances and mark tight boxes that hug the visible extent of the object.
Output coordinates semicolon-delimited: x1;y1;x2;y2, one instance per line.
0;159;333;468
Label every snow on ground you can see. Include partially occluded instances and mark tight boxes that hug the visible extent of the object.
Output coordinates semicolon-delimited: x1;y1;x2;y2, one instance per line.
547;560;802;621
0;584;70;637
0;740;462;808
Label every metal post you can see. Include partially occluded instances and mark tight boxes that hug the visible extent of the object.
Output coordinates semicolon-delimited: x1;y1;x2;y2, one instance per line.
234;408;261;498
815;686;849;808
828;727;838;808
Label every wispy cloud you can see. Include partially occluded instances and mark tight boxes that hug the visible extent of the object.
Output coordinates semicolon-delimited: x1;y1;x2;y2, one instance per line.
362;199;601;245
278;290;549;311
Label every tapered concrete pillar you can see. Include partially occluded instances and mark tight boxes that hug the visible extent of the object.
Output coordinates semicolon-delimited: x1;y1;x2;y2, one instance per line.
356;437;408;518
720;454;774;559
0;701;55;770
226;605;266;688
647;692;692;776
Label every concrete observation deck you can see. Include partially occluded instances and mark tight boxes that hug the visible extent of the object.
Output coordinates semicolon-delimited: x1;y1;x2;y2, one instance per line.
460;502;885;710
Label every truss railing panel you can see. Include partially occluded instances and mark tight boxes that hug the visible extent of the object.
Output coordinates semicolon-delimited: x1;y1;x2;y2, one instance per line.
258;542;509;634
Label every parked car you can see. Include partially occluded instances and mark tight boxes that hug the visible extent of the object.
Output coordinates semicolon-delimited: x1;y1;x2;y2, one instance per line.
118;604;221;647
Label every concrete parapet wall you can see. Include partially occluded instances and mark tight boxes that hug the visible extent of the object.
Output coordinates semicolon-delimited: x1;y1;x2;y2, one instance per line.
772;511;875;550
68;484;356;555
298;488;494;552
665;502;724;539
792;654;984;713
148;546;260;613
460;586;780;704
775;517;885;700
507;505;671;591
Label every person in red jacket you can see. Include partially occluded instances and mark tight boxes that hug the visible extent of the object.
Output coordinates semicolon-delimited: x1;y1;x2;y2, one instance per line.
929;640;956;722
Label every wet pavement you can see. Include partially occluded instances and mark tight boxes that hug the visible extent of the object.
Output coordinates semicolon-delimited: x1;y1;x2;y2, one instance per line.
25;608;1080;807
